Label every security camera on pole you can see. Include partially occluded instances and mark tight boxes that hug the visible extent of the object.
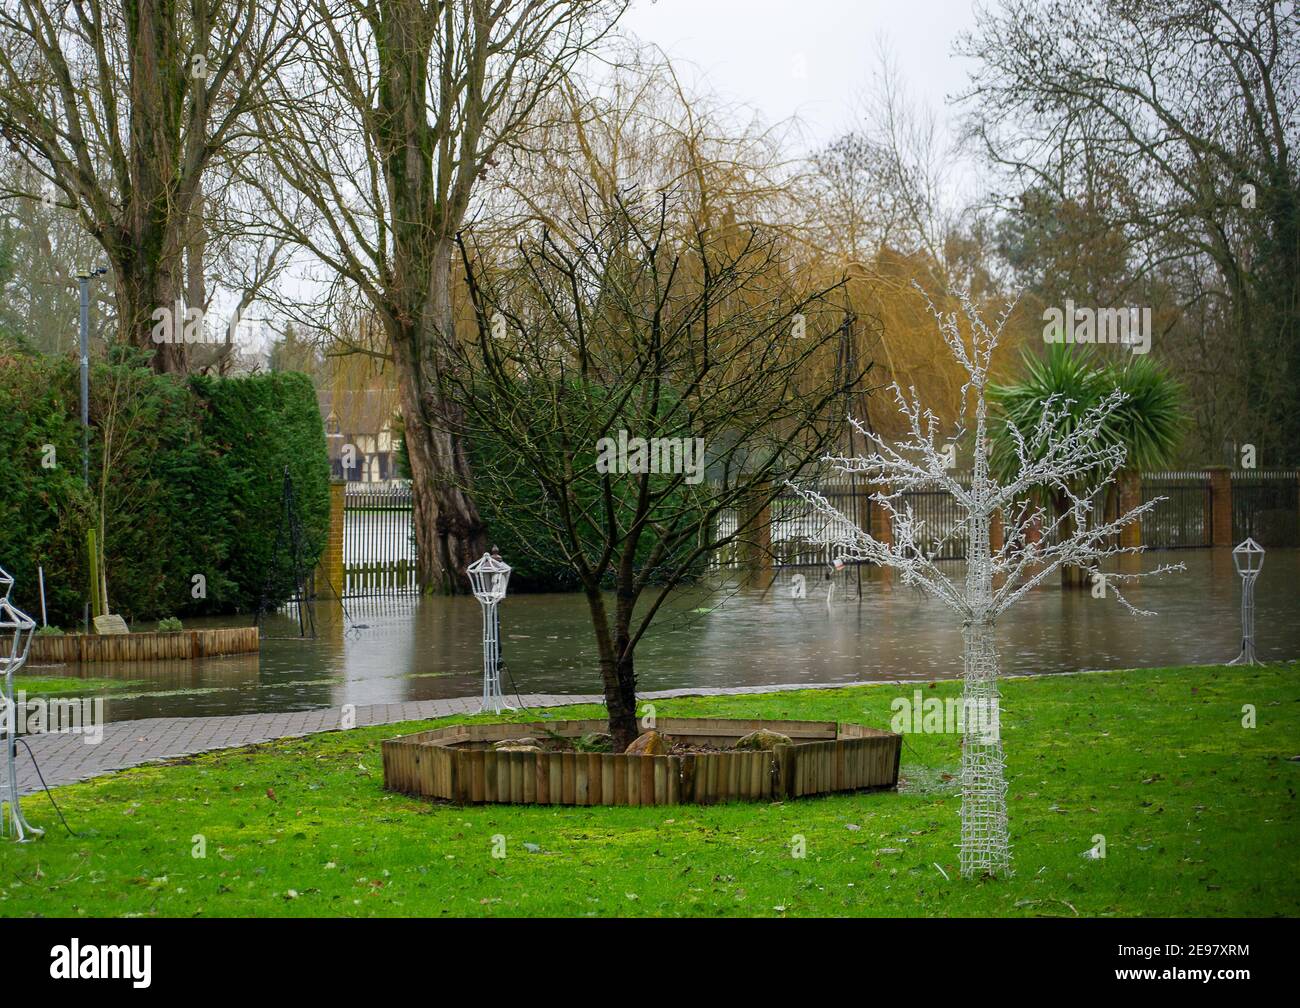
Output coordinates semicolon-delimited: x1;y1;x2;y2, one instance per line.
467;548;513;714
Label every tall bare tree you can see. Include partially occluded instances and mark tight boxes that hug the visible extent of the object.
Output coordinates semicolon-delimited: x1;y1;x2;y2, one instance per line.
959;0;1299;463
248;0;623;592
0;154;113;353
0;0;290;372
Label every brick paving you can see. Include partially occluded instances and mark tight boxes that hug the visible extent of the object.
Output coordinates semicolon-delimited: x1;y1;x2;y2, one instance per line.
13;680;889;795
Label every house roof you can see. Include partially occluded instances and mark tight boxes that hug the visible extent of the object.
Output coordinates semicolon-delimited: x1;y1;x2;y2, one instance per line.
318;389;400;435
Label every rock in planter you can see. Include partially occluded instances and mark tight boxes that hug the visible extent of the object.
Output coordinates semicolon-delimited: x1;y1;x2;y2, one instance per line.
624;730;667;755
494;744;542;753
733;728;793;751
493;737;542;750
577;732;613;752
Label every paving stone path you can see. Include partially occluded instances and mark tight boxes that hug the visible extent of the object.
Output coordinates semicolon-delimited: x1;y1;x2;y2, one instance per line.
14;681;880;795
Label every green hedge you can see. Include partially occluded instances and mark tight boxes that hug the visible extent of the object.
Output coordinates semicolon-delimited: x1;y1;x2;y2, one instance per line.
0;354;94;622
190;371;331;613
0;354;328;625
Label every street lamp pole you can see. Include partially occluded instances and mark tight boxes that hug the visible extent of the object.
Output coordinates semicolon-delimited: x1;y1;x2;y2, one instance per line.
76;267;107;633
467;547;513;714
76;267;108;485
1228;538;1265;666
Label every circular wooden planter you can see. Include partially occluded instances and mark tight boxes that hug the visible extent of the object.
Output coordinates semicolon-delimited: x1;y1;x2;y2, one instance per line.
382;717;901;806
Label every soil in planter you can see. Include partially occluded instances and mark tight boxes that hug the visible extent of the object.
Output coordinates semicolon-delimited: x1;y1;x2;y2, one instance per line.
480;731;772;757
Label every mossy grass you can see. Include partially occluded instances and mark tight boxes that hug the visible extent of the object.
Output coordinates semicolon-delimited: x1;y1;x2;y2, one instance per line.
1;663;1296;917
10;674;144;697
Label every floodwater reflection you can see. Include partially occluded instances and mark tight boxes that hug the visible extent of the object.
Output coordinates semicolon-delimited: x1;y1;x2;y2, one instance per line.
19;548;1300;723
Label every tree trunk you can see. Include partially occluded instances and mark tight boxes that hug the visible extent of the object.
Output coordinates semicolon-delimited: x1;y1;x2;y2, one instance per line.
122;0;189;375
113;255;187;374
603;652;639;753
584;586;639;751
1053;491;1088;588
378;0;487;594
388;297;486;595
963;422;1010;877
960;616;1010;878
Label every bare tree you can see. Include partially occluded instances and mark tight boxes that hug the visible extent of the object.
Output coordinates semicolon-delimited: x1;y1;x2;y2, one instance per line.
959;0;1299;463
809;43;973;282
0;154;113;353
247;0;623;592
0;0;291;372
453;187;864;751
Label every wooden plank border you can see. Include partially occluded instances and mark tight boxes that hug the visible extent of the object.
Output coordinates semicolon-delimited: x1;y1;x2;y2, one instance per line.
382;718;901;806
30;626;259;663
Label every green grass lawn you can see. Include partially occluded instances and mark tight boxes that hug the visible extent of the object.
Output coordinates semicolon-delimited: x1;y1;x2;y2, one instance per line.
12;674;144;697
2;663;1296;918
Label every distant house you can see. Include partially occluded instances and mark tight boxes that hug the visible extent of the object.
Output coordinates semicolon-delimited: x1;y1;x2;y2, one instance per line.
318;389;403;483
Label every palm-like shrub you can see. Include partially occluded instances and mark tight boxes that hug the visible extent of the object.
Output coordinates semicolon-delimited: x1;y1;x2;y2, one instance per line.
990;343;1184;584
1105;355;1185;471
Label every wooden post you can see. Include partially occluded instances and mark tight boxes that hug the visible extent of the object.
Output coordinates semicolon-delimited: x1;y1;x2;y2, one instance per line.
86;529;102;618
1118;469;1142;549
989;508;1004;553
314;477;347;600
1207;466;1232;546
738;481;772;578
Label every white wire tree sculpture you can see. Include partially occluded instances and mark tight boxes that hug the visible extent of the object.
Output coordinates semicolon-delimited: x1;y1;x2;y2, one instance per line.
790;291;1180;878
0;566;41;840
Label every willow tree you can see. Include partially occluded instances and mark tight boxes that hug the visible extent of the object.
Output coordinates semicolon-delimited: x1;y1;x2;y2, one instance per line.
249;0;622;593
0;0;290;372
793;290;1180;877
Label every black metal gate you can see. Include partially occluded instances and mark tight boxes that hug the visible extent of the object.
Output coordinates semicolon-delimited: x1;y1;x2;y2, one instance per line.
1140;472;1212;549
1232;470;1300;547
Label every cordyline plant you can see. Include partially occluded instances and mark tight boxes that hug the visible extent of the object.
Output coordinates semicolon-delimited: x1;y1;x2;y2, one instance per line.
789;289;1181;878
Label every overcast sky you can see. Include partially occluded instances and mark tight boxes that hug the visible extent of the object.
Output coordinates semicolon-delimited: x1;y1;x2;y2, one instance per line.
621;0;982;152
257;1;987;355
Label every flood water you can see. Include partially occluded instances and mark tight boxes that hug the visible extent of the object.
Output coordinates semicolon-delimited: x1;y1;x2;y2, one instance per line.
18;548;1300;723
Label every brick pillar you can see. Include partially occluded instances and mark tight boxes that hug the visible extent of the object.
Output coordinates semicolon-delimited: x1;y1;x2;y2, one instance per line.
315;477;346;600
1118;469;1142;549
854;484;872;542
1207;466;1232;546
738;482;773;577
989;508;1004;553
867;485;893;548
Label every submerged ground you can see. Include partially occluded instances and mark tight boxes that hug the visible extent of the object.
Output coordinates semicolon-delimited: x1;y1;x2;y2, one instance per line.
26;548;1300;722
1;663;1296;917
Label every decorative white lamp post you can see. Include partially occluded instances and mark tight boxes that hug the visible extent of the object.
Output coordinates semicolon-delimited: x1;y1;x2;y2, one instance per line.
467;549;512;714
1228;538;1265;666
0;566;41;840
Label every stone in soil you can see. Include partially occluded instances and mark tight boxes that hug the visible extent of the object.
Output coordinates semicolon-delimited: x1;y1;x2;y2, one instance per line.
733;728;793;751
